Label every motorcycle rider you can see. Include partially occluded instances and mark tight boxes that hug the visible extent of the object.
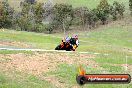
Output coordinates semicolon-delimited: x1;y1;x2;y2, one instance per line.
55;34;79;51
70;34;79;46
65;35;71;43
65;34;79;50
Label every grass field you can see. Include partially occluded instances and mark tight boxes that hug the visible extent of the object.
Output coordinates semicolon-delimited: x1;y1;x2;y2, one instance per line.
0;0;132;87
0;16;132;88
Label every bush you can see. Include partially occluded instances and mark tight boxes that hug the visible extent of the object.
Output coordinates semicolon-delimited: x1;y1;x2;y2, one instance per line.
21;1;31;16
33;2;44;23
17;1;45;32
17;16;28;31
87;9;98;28
114;1;125;17
129;0;132;16
52;4;73;32
34;24;47;33
0;0;127;33
97;0;110;24
45;20;61;34
110;1;125;20
0;1;14;28
110;5;117;20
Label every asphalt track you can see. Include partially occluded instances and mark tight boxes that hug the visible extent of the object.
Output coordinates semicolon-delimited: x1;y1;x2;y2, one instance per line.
0;47;109;55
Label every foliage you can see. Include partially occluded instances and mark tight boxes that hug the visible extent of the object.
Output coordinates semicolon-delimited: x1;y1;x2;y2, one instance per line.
73;7;98;29
0;0;127;33
33;3;44;23
52;4;73;32
87;9;98;28
110;5;117;20
110;1;125;20
18;1;45;32
113;1;125;17
97;0;110;24
73;7;88;28
21;1;31;16
129;0;132;15
0;1;14;28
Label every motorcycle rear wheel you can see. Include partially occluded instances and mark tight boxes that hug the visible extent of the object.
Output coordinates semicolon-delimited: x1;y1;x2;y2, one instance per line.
55;44;61;50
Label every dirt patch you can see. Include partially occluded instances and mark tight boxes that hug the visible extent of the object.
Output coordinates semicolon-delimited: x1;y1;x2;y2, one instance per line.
0;52;97;88
0;52;96;75
0;41;31;48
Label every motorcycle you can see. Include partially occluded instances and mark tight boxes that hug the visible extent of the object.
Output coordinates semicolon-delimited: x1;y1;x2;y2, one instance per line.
55;40;78;51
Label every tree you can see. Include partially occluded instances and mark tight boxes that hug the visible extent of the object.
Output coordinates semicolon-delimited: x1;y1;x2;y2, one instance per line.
52;4;73;33
110;1;125;20
0;1;14;28
0;1;4;28
25;0;35;4
21;1;31;16
18;1;45;32
110;5;117;20
88;9;98;28
129;0;132;16
114;1;125;17
33;3;44;23
19;1;33;31
73;7;98;29
97;0;110;24
73;7;90;29
97;0;110;13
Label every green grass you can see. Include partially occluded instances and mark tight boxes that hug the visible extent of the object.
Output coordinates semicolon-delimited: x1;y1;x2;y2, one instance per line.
77;26;132;54
45;64;131;88
0;71;55;88
1;22;132;59
0;15;132;88
45;64;78;87
1;25;132;53
0;29;61;49
100;63;124;72
81;27;132;47
92;54;132;64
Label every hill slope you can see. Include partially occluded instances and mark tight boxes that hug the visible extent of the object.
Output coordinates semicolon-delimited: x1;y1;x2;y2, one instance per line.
0;18;132;88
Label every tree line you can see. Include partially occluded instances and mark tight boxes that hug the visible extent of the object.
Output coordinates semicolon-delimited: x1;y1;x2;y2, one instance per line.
0;0;132;33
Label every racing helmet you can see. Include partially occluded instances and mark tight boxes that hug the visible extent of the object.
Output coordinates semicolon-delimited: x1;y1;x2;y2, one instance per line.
72;34;78;39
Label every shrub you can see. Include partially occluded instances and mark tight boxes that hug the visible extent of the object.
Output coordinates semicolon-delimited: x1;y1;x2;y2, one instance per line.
129;0;132;16
110;1;125;20
33;3;44;23
97;0;110;24
0;1;14;28
113;1;125;17
34;23;47;33
87;9;98;28
52;4;73;32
